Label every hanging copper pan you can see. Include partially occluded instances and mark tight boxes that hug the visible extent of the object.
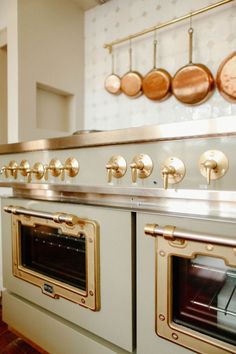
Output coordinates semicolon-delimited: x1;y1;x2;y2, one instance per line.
104;51;121;95
216;51;236;103
121;43;142;98
172;27;215;105
143;39;172;101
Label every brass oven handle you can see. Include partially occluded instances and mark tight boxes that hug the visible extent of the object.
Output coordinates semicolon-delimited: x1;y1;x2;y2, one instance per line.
4;205;80;226
144;223;236;247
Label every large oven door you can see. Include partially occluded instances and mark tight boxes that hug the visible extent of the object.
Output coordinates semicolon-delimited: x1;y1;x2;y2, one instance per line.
137;212;236;354
2;198;135;352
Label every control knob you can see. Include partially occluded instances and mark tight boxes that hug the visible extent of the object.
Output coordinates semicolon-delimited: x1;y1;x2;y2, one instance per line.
106;155;127;183
130;154;153;183
161;157;185;189
199;150;228;185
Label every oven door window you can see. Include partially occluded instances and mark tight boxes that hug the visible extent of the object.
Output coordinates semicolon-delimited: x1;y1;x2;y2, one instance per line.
172;255;236;346
21;224;86;291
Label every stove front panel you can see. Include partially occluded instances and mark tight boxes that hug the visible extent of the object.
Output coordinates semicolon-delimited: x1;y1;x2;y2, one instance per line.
2;197;135;352
137;212;236;354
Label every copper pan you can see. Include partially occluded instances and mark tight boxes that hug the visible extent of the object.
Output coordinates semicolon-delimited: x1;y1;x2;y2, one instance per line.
143;39;172;101
216;51;236;103
121;43;142;98
104;51;121;95
172;27;215;105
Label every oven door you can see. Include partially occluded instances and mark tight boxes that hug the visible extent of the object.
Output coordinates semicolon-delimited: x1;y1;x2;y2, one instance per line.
137;212;236;354
4;204;99;311
2;198;135;352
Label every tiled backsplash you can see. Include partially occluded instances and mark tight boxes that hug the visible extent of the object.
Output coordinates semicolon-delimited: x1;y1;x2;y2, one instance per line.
84;0;236;131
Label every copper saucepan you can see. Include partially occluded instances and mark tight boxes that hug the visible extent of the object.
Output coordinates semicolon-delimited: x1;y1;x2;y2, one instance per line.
104;51;121;95
121;43;142;98
216;51;236;103
172;27;215;105
143;39;172;101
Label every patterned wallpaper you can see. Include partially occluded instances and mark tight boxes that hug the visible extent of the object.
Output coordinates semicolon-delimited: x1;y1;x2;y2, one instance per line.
84;0;236;131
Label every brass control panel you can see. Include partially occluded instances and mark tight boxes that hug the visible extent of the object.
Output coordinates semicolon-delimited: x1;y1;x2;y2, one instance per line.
0;149;230;189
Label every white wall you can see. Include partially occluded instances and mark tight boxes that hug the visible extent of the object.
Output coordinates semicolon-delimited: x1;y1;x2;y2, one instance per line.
18;0;84;141
84;0;236;130
0;0;18;143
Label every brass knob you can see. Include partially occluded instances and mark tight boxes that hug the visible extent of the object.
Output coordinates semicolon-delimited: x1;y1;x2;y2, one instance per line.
161;157;185;189
27;162;45;183
45;158;79;181
46;159;63;180
161;165;176;190
4;161;18;179
202;159;217;185
61;158;80;181
19;160;31;177
199;150;228;185
130;154;153;183
106;155;127;183
1;166;8;178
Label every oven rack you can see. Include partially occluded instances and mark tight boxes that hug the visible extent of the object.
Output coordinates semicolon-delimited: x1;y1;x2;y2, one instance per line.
190;263;236;318
192;298;236;318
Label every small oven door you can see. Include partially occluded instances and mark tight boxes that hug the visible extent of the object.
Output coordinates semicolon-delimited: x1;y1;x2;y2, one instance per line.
4;205;99;311
2;198;135;352
137;213;236;354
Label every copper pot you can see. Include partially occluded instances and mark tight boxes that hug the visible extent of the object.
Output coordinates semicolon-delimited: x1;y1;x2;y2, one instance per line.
143;40;172;101
105;52;121;95
216;51;236;103
121;45;142;98
172;27;215;105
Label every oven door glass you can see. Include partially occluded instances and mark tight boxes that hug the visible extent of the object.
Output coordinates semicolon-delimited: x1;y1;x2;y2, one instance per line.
12;212;100;310
21;224;86;291
172;255;236;346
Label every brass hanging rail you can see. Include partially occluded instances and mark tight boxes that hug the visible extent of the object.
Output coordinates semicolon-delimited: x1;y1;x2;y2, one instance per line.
104;0;234;53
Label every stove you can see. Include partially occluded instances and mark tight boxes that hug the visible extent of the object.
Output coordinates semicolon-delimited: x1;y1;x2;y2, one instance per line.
0;116;236;354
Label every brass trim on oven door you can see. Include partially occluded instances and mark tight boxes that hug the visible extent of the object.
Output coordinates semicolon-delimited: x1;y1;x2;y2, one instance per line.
145;223;236;354
8;206;100;311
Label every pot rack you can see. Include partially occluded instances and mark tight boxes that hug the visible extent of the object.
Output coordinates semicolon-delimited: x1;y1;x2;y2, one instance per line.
104;0;234;53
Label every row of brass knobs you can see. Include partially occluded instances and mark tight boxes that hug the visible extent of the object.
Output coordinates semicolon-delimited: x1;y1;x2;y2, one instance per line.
106;154;185;188
1;158;79;183
106;150;229;189
0;150;228;188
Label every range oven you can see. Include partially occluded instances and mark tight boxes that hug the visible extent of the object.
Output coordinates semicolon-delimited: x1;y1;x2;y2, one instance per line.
0;118;236;354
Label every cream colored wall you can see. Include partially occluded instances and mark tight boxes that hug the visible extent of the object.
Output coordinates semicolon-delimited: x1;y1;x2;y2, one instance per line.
0;0;18;290
0;0;18;143
18;0;84;141
0;37;7;144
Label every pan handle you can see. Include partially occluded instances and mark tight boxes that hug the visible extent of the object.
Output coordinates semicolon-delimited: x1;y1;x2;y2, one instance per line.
129;41;132;71
188;27;193;64
4;205;79;226
144;223;236;247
